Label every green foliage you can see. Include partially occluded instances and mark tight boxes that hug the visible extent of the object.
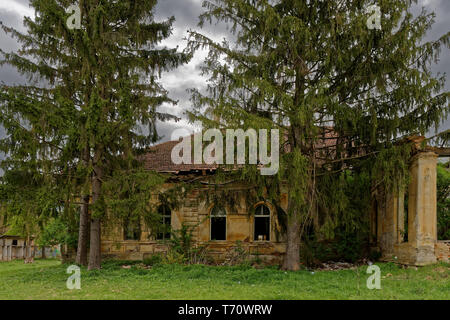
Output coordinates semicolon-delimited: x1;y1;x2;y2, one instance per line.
281;149;310;217
299;170;373;265
102;168;165;234
0;168;78;245
143;253;164;267
168;223;210;264
187;0;449;264
38;217;78;248
0;0;190;262
372;144;412;193
317;170;371;240
437;162;450;240
1;259;449;299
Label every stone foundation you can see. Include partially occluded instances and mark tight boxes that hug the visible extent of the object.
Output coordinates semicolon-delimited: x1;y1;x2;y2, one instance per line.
101;239;286;265
435;241;449;263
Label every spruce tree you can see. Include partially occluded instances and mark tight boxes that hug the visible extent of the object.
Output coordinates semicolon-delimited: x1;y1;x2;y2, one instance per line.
188;0;449;270
0;0;189;269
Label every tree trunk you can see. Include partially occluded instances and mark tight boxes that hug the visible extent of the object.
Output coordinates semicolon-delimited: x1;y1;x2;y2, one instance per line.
282;197;301;271
41;245;46;259
60;244;68;264
76;195;90;266
88;218;101;270
88;159;103;271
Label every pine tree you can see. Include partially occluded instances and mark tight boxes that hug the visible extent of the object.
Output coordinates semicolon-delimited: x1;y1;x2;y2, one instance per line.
0;0;190;269
188;0;449;270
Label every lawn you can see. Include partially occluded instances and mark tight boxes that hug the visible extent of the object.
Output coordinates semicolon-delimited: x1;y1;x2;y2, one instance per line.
0;259;448;300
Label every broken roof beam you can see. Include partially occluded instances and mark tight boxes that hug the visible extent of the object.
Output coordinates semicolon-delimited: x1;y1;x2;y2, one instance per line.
425;146;450;157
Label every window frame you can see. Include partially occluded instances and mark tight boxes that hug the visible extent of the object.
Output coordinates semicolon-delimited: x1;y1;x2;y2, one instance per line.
210;205;227;241
253;204;271;242
156;204;172;241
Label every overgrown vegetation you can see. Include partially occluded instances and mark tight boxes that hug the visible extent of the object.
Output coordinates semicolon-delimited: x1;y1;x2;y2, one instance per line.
187;0;449;270
0;259;448;300
437;162;450;240
299;170;374;266
0;0;190;270
0;0;448;272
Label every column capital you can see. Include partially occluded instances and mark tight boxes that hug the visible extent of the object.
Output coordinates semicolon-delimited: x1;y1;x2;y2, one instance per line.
410;151;438;168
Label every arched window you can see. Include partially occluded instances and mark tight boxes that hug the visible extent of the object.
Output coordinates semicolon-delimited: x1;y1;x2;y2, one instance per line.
254;204;270;241
157;204;171;240
210;205;226;240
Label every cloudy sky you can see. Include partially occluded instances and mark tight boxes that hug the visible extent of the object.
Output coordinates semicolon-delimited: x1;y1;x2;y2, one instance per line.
0;0;449;144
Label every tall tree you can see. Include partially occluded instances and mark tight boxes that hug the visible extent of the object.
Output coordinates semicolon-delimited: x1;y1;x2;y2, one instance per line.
0;0;189;269
188;0;449;270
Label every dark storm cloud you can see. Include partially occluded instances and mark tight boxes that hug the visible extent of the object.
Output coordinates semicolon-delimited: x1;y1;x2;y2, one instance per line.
0;8;24;48
411;0;450;132
155;0;231;41
155;121;189;144
0;8;28;85
156;0;200;29
0;5;29;162
0;0;448;142
152;0;232;138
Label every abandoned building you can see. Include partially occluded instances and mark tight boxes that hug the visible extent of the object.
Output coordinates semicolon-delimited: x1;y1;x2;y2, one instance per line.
0;216;59;261
100;135;449;266
0;235;59;261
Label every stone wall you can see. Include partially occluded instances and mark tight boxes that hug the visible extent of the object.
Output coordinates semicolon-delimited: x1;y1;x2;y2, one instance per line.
435;241;449;263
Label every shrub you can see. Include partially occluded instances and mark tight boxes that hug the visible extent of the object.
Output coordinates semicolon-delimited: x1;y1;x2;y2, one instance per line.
143;254;163;266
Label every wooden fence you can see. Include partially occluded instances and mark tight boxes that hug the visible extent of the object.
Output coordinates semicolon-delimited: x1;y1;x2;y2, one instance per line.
0;244;60;261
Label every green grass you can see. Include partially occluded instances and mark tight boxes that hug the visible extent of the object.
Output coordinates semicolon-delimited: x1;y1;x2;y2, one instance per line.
0;259;448;300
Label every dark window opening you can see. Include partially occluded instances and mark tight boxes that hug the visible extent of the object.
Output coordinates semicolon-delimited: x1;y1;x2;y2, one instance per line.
12;239;18;246
254;204;270;241
210;206;226;240
157;204;171;240
124;217;141;241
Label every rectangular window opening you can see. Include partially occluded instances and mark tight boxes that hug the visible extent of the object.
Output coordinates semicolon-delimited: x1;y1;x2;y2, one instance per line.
254;217;270;241
211;217;226;241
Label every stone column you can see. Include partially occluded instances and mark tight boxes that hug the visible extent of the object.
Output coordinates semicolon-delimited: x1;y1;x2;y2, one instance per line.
407;151;438;265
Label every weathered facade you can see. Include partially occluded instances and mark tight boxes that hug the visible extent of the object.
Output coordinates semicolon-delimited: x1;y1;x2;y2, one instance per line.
100;137;449;265
0;235;58;261
0;216;59;261
101;181;289;264
374;147;449;265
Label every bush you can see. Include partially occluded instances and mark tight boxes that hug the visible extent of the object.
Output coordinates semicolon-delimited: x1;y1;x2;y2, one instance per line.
143;254;163;266
168;223;210;264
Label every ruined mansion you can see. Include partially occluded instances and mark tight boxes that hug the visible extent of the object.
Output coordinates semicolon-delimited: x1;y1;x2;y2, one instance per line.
98;134;450;266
